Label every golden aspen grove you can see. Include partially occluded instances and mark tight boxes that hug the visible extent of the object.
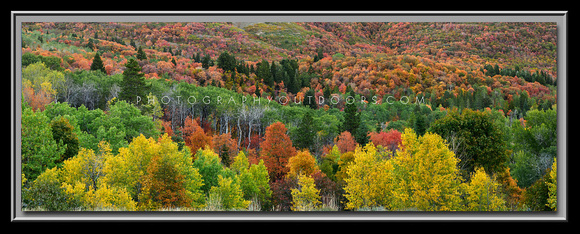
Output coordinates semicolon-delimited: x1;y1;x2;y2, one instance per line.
21;22;557;211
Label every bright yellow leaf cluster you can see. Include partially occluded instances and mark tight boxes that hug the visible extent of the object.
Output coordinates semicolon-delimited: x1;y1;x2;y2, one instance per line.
547;158;557;211
291;173;321;211
344;128;468;211
343;143;394;210
463;167;507;211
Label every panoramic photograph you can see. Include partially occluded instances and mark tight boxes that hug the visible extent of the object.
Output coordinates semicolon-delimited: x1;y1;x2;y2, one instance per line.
19;21;558;212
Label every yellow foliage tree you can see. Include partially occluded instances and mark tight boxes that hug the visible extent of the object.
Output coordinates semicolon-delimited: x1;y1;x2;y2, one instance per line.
291;174;321;211
391;128;463;211
463;167;507;211
344;143;395;210
547;158;557;211
60;141;136;210
334;151;355;183
101;134;160;201
208;175;251;210
102;134;204;210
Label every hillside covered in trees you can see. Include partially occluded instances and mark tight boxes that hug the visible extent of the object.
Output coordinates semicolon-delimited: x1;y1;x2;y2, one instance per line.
21;22;557;211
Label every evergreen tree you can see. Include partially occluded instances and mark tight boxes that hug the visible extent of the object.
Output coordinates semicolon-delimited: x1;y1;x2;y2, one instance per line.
130;39;136;49
303;89;317;109
90;52;106;73
87;38;95;50
313;47;323;62
270;61;279;83
354;121;369;146
136;46;147;60
323;86;331;99
412;105;426;136
201;54;211;69
256;60;273;88
342;91;361;135
295;111;315;151
254;82;261;97
119;58;147;105
217;51;236;72
194;53;201;63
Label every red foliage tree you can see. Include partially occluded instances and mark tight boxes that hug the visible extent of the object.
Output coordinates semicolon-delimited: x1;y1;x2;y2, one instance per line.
259;121;297;181
182;116;212;158
269;176;297;211
212;132;238;167
160;120;174;138
335;131;357;154
368;129;402;152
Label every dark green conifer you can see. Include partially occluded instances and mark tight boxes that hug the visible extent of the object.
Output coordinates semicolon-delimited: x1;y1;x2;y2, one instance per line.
90;52;106;73
136;46;147;60
119;58;148;105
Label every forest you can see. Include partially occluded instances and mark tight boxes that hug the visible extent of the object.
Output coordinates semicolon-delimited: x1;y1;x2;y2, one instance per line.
20;22;557;211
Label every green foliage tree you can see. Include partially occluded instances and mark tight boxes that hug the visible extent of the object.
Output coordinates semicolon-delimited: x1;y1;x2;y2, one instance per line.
319;145;341;182
201;54;211;69
24;168;80;211
428;109;509;176
90;52;105;73
87;38;95;50
354;119;370;146
522;167;552;211
50;116;79;164
192;147;225;194
136;46;147;60
412;105;427;136
342;91;360;137
217;51;237;72
256;59;273;88
510;108;557;188
141;92;163;121
294;110;315;151
21;103;65;181
303;89;317;109
94;100;159;142
208;175;250;210
119;58;147;105
231;151;272;210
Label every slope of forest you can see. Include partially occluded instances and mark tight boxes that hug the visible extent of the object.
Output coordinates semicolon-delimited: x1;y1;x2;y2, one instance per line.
21;22;558;212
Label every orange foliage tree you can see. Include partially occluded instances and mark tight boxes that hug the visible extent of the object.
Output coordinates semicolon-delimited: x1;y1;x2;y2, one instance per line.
259;121;297;181
139;155;193;210
182;116;212;158
22;85;53;112
212;132;238;167
335;131;357;154
286;150;319;179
